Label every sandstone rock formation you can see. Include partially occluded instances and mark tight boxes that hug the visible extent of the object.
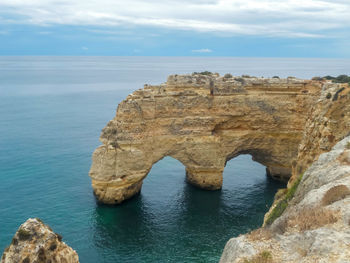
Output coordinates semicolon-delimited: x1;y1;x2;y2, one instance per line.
1;218;79;263
90;74;328;204
220;136;350;263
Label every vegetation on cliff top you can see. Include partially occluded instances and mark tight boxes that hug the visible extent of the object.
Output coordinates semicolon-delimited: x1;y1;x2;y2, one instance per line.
313;74;350;85
192;71;213;75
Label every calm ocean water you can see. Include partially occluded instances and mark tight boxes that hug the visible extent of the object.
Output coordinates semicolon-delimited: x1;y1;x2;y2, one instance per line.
1;57;349;262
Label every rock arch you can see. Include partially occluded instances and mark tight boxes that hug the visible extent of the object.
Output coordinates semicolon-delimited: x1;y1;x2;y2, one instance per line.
89;74;322;204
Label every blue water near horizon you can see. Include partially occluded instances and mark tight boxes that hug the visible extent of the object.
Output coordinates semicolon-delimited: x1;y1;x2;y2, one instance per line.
1;57;349;262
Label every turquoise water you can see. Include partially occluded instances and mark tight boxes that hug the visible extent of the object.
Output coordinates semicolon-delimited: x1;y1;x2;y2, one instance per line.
1;57;349;262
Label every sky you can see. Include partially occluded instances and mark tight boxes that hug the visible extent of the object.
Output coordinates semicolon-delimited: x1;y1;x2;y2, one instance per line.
0;0;350;57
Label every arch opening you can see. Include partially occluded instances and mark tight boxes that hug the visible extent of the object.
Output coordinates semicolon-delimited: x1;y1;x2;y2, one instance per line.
225;148;292;183
141;156;186;204
222;153;286;224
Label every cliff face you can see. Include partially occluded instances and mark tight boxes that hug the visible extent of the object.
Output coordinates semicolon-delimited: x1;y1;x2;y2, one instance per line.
90;74;323;204
292;82;350;184
220;82;350;262
1;218;79;263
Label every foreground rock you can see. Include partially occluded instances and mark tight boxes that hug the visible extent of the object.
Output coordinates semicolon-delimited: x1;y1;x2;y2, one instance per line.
220;136;350;263
1;218;79;263
90;74;328;204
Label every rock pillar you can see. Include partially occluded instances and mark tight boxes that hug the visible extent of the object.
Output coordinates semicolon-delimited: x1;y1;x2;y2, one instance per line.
186;167;223;190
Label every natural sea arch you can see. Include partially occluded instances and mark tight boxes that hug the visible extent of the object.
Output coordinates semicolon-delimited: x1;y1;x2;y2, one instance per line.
91;155;284;262
89;74;321;204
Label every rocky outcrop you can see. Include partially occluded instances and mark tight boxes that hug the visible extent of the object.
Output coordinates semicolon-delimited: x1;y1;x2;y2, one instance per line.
1;218;79;263
89;74;324;204
220;136;350;263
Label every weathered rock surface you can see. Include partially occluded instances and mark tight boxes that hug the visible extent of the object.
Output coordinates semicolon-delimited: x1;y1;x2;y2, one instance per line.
90;74;324;204
1;218;79;263
220;136;350;263
291;82;350;185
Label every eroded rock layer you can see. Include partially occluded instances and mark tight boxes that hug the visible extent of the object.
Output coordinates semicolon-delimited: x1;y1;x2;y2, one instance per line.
1;218;79;263
90;74;324;204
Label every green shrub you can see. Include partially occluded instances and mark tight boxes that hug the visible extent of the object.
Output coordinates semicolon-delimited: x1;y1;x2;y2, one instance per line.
265;199;288;226
224;73;233;78
265;174;303;225
285;174;303;201
326;93;332;99
323;75;350;85
333;74;350;84
235;77;245;84
324;75;335;80
272;76;279;79
346;142;350;149
193;71;212;76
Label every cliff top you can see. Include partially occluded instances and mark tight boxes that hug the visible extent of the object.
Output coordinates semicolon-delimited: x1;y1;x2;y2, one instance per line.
165;73;308;86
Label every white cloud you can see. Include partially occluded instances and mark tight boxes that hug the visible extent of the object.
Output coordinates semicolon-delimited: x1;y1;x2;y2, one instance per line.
0;0;349;38
192;48;212;53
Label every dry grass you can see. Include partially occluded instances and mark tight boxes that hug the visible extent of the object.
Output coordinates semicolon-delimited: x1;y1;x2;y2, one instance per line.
337;151;350;165
247;228;273;241
296;247;308;257
242;251;273;263
322;185;350;206
286;206;338;231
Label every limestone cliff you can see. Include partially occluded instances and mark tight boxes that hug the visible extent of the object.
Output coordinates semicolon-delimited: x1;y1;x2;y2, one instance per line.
1;218;79;263
291;82;350;184
89;74;323;204
220;136;350;263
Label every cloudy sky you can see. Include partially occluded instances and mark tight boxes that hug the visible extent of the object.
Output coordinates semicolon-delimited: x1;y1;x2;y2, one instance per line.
0;0;349;56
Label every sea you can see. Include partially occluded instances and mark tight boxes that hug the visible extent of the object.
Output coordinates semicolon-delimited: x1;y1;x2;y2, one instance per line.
1;57;349;262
